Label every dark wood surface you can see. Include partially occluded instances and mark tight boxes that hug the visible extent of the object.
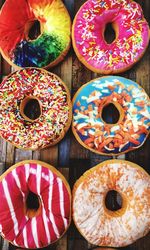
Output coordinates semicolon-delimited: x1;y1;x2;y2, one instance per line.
0;0;150;250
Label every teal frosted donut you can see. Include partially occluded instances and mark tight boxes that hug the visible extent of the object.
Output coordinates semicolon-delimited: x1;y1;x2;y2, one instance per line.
72;76;150;155
0;0;71;68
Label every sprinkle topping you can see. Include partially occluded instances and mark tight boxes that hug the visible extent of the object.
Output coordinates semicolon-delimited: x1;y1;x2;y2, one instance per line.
73;76;150;155
73;0;149;72
73;160;150;247
0;68;71;150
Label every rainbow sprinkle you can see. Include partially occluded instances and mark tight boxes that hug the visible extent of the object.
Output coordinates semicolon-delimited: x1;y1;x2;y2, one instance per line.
0;68;71;150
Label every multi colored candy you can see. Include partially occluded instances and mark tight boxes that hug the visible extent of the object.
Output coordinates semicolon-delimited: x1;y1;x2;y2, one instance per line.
72;76;150;155
72;0;149;73
0;68;72;150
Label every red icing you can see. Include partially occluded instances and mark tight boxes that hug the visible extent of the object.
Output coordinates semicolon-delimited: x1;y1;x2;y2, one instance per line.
0;162;71;248
0;0;35;54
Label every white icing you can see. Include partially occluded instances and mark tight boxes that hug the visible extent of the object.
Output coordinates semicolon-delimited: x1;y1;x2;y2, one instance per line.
74;113;89;120
119;142;129;152
104;146;114;151
111;125;120;132
73;162;150;247
81;96;88;100
89;129;95;135
87;92;102;103
141;110;150;119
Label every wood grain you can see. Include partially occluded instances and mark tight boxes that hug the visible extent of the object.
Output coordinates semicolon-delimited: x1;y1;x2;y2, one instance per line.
0;0;150;250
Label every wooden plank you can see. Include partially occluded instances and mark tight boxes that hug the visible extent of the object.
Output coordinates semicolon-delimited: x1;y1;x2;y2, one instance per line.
32;149;41;160
40;146;58;167
56;168;69;250
57;1;73;249
0;160;8;250
0;139;7;163
68;159;90;250
0;238;9;250
58;56;72;168
68;239;88;250
40;53;61;169
63;0;74;19
71;51;92;159
126;0;150;174
0;1;11;247
0;0;150;250
15;148;32;163
5;144;15;168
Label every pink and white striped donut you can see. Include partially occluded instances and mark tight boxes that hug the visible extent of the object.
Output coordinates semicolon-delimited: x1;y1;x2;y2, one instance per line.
0;160;71;249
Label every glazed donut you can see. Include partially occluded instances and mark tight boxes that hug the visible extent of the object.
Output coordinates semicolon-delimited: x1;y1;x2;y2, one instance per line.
73;159;150;247
0;68;72;150
72;76;150;155
0;160;71;249
0;0;71;68
72;0;149;74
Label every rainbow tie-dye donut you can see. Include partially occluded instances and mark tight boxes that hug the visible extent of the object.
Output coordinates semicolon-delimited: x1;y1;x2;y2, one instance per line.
0;0;71;68
72;0;149;74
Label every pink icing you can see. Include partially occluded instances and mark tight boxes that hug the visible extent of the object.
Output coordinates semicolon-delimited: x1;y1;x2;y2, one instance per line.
73;0;149;72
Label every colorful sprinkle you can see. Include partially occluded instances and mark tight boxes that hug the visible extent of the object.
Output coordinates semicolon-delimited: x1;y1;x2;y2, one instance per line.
72;76;150;155
0;68;71;150
73;0;149;73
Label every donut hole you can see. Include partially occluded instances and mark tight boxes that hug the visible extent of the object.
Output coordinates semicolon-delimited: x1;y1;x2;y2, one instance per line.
105;190;122;211
24;99;41;120
20;96;42;122
25;191;41;218
101;103;120;124
25;20;41;41
104;23;116;44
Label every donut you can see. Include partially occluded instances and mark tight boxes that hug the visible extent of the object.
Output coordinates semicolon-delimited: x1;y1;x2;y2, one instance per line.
0;68;72;150
72;159;150;247
72;0;149;74
0;0;71;68
0;160;71;249
72;76;150;155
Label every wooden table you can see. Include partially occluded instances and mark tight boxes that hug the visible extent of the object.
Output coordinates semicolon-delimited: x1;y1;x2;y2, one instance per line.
0;0;150;249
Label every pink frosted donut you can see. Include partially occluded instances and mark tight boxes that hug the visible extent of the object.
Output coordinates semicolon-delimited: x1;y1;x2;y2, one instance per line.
72;0;150;74
0;160;71;249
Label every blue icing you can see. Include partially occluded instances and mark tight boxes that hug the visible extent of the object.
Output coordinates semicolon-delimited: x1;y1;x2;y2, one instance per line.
12;33;65;68
73;76;150;154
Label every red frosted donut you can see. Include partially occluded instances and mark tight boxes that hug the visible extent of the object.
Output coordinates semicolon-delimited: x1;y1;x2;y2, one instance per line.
0;160;71;249
72;0;150;74
0;68;72;150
